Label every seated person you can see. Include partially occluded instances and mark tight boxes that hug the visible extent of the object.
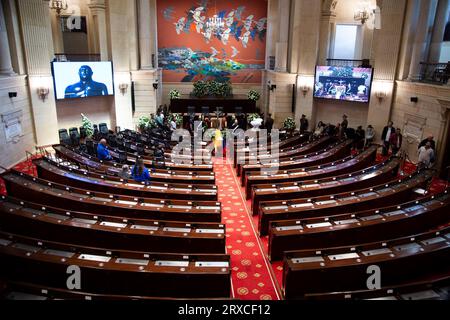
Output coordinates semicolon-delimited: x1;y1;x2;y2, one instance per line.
131;158;151;183
97;139;112;161
118;164;130;180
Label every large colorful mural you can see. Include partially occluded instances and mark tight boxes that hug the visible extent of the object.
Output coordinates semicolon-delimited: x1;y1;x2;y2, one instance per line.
157;0;268;83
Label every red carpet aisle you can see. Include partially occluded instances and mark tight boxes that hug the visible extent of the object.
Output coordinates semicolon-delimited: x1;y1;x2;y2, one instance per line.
213;158;281;300
0;155;40;196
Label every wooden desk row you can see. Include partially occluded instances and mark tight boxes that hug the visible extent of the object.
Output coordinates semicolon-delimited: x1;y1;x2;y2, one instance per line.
244;145;378;198
258;170;434;235
251;157;401;214
236;136;334;167
53;145;216;184
34;158;218;201
283;225;450;299
0;196;226;254
269;190;450;260
1;171;222;223
239;140;354;185
0;232;231;298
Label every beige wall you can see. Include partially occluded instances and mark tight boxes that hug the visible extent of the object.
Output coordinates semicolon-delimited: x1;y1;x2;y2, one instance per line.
391;81;450;164
313;99;370;129
0;76;36;169
55;96;116;131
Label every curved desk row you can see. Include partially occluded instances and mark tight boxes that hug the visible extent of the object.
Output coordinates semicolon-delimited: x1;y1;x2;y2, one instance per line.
0;232;231;299
34;158;218;201
258;170;434;235
1;172;222;222
0;196;226;254
251;157;401;215
269;190;450;260
283;225;450;299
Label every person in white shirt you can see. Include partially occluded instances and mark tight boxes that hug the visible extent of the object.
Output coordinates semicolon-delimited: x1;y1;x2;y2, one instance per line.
418;142;435;169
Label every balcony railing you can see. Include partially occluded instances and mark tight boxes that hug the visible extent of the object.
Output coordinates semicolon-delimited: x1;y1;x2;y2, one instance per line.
326;59;370;67
54;53;101;62
417;62;450;84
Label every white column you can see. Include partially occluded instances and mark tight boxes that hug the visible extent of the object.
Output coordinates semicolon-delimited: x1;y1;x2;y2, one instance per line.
428;0;450;63
50;11;64;53
89;0;109;61
408;0;434;80
0;1;15;76
275;0;290;72
318;1;337;65
138;0;152;69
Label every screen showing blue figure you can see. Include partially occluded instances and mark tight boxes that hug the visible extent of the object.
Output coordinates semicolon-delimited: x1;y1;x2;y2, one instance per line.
314;66;373;103
52;62;114;100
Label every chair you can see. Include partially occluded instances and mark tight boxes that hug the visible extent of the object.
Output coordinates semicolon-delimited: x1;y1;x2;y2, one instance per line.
235;106;243;116
188;106;196;116
118;150;128;163
79;127;87;139
86;140;95;156
99;123;109;135
58;129;71;145
201;106;210;116
69;127;80;146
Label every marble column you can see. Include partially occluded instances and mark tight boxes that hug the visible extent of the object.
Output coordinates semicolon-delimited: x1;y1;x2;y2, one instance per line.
318;0;337;65
0;1;15;75
89;0;109;61
408;0;434;80
428;0;450;63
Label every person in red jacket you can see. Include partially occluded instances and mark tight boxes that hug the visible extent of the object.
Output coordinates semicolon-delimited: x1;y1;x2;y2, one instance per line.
389;128;403;156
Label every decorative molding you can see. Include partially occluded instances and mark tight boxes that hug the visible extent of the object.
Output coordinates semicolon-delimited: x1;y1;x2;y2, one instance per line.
403;112;426;145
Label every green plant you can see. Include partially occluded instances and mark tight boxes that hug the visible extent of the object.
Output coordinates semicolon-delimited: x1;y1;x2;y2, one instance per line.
138;115;150;131
169;89;181;100
247;90;260;101
81;113;94;138
193;81;208;97
283;117;296;130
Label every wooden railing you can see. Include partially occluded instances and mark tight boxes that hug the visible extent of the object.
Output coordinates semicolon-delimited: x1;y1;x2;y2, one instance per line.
326;59;369;67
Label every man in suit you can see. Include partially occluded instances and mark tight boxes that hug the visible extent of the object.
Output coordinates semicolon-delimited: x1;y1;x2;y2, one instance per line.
300;114;309;134
381;121;394;156
265;114;274;134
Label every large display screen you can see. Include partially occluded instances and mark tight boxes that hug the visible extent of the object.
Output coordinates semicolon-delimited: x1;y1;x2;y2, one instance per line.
52;61;114;100
314;66;373;103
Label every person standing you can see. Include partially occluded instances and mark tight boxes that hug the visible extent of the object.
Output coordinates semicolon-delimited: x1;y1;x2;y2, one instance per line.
381;121;394;156
389;128;403;156
340;115;348;139
365;125;375;147
265;114;274;134
300;114;309;134
354;126;365;151
418;142;435;169
418;135;436;150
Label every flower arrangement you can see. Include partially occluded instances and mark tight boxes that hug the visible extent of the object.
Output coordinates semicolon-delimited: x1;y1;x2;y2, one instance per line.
168;113;183;126
192;80;232;98
247;90;260;101
283;117;297;130
247;113;261;124
169;89;181;100
81;113;94;138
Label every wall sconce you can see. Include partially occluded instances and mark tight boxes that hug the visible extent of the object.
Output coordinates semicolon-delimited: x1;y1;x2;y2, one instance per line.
37;87;50;102
119;83;129;95
300;85;310;97
268;82;277;92
153;80;159;90
375;90;387;101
